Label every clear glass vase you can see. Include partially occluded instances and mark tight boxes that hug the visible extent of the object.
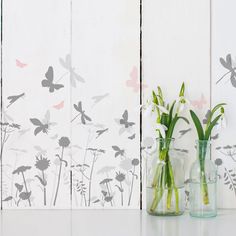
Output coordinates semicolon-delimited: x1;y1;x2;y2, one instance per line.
189;140;217;218
146;138;185;216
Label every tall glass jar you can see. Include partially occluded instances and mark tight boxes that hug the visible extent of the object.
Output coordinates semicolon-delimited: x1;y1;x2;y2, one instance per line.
146;138;185;216
189;140;217;218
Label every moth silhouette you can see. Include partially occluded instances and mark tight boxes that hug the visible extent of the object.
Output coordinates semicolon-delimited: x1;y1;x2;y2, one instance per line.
91;93;109;106
30;118;49;136
112;146;125;158
16;59;27;68
120;110;135;128
203;110;211;124
217;54;236;87
59;54;85;87
179;128;191;137
128;134;136;140
190;94;207;110
96;128;109;139
72;101;92;124
7;93;25;108
42;66;64;93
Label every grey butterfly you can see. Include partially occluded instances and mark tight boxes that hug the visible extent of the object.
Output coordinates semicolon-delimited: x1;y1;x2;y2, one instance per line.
42;66;64;93
59;54;85;87
120;110;135;128
30;118;49;136
112;146;125;158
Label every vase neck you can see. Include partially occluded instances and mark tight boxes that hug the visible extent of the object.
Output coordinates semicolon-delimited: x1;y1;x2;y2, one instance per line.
156;138;174;150
196;140;211;160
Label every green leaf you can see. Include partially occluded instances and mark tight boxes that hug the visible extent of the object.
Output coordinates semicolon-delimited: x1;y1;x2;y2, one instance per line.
205;114;221;140
152;91;158;105
168;101;176;126
167;115;189;140
190;110;204;140
179;82;185;97
157;86;164;106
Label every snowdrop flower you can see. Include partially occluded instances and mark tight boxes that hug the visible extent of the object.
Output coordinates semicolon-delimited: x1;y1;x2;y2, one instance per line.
157;105;169;114
156;123;168;138
176;96;190;113
217;108;227;130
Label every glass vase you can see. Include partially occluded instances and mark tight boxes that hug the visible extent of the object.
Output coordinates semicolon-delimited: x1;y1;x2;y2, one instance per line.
189;140;217;218
146;138;185;216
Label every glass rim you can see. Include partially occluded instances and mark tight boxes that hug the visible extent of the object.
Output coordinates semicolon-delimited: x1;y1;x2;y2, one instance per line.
195;139;211;144
156;137;175;141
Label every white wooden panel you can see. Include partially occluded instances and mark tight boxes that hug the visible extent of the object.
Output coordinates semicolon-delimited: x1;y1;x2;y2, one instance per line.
2;0;71;208
143;0;211;208
212;0;236;208
71;0;140;208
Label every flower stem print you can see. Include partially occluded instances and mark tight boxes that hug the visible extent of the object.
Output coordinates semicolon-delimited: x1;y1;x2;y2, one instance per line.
0;122;20;161
216;145;236;162
223;168;236;196
87;148;105;206
53;137;70;206
12;166;32;207
128;158;139;206
100;178;113;206
115;171;125;206
35;155;50;206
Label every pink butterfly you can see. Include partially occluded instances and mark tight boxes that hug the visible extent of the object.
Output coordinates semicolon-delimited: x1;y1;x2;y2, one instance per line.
16;59;27;68
53;101;64;110
126;66;147;93
190;94;207;110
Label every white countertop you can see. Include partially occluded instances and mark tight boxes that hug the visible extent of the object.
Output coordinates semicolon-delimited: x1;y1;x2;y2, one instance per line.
0;209;235;236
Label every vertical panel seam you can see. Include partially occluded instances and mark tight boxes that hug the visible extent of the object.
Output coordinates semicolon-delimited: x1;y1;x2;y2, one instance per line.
139;0;143;210
0;0;3;210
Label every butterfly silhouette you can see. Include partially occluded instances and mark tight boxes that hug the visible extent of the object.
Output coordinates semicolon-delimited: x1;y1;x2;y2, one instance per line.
190;94;207;110
30;118;49;136
126;66;147;93
16;59;27;68
42;66;64;93
217;54;236;87
59;54;85;87
120;110;135;128
72;101;92;124
112;146;125;158
53;101;64;110
7;93;25;108
203;110;211;124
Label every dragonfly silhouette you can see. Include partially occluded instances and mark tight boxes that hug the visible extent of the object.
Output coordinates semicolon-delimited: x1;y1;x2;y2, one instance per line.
59;54;85;87
71;101;92;124
216;54;236;87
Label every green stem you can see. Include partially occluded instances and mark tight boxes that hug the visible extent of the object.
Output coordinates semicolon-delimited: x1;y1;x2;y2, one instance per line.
199;144;209;205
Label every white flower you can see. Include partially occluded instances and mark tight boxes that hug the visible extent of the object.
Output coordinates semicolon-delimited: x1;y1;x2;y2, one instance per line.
156;123;168;138
143;102;153;117
157;105;169;114
217;113;227;130
177;96;189;113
